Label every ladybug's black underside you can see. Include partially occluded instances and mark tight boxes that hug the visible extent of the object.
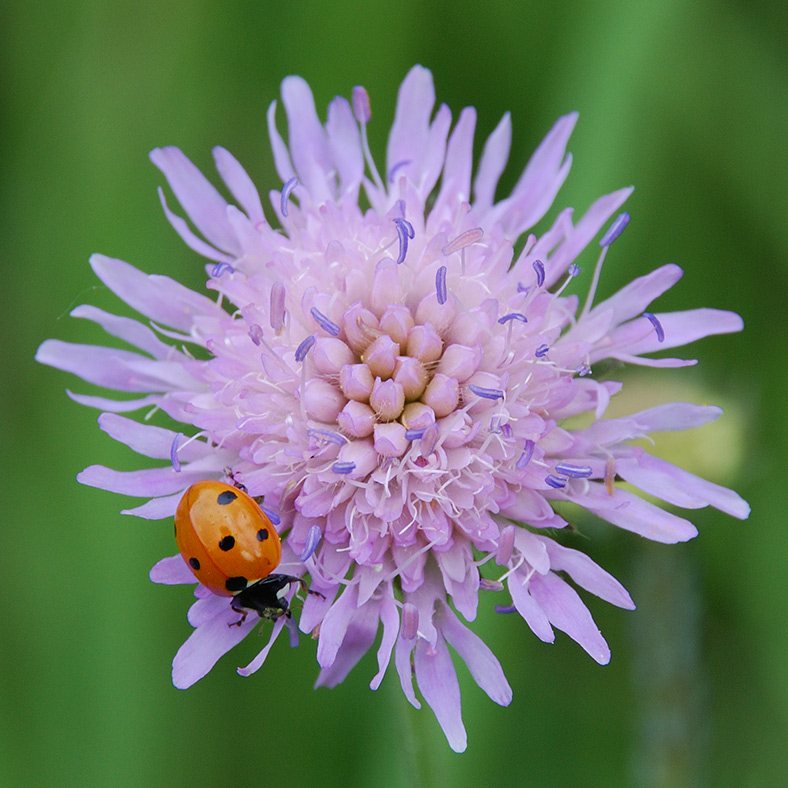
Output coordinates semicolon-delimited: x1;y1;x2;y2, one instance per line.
231;574;302;620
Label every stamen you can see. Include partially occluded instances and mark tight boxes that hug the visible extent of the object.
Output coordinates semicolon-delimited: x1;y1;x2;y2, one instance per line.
495;605;517;614
516;439;535;469
599;211;631;247
495;524;515;565
388;160;411;183
480;578;505;591
643;311;665;343
554;462;593;478
295;335;316;362
535;344;550;358
545;474;567;489
270;282;286;333
351;86;371;123
605;457;616;495
401;603;419;640
568;263;581;277
532;260;545;287
331;461;356;475
261;506;281;526
497;312;527;325
435;266;447;304
170;433;183;472
310;307;340;336
393;218;414;264
211;262;234;277
468;384;504;400
420;423;439;456
575;362;591;377
280;177;298;217
442;227;484;256
299;524;322;562
248;324;264;346
405;428;426;440
308;428;345;446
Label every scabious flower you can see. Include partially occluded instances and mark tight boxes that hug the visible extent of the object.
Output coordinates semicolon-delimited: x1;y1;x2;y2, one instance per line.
37;66;749;752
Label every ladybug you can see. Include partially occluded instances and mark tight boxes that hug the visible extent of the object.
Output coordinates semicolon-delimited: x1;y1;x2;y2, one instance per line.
174;480;302;623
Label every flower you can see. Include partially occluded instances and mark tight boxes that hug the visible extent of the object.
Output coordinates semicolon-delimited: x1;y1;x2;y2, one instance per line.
37;65;749;752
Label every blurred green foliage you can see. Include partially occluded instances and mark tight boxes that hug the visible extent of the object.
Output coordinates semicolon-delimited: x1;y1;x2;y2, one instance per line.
1;1;785;786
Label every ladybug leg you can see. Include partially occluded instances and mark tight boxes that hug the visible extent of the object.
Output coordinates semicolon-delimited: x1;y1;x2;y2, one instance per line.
228;597;249;628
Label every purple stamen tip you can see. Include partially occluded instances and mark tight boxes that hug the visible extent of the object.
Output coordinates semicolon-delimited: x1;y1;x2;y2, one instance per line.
535;344;550;358
248;324;264;347
479;578;504;591
331;461;356;475
280;177;298;217
352;86;371;123
308;428;345;446
393;217;414;264
211;261;234;278
405;428;426;440
310;306;340;336
468;384;504;400
435;266;447;304
516;439;535;469
299;524;322;562
643;311;665;343
442;227;484;256
498;312;527;325
170;433;183;472
568;263;581;278
295;335;316;362
600;212;631;247
545;474;567;489
575;362;591;377
495;605;517;614
270;281;286;332
533;260;545;287
261;505;281;526
554;462;593;478
388;160;411;183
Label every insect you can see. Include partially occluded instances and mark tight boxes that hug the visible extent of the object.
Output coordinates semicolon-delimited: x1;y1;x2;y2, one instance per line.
174;480;304;623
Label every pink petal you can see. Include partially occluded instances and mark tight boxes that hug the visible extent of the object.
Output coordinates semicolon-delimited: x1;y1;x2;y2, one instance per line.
97;413;210;461
122;493;182;520
370;592;400;691
77;464;205;497
156;187;228;262
528;572;610;664
431;106;476;222
439;605;512;706
326;96;363;196
508;572;554;643
628;402;723;432
315;583;359;669
90;254;223;332
394;635;420;709
266;99;296;183
70;305;175;358
591;264;683;326
172;605;255;689
212;146;265;224
414;635;467;753
472;112;511;217
150;554;195;585
150;146;239;254
64;390;159;412
237;617;289;677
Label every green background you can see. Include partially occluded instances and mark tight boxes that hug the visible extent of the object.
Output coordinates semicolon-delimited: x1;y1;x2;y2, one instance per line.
2;1;785;786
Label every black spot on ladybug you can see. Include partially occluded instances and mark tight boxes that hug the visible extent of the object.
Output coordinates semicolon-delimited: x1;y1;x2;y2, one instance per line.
188;557;200;571
225;576;248;592
219;535;235;551
217;490;238;505
256;528;269;542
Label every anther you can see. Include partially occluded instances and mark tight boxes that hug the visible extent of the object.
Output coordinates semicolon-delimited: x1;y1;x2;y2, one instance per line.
480;578;505;591
280;177;298;217
533;260;545;287
299;524;322;562
401;603;419;640
248;324;264;346
535;344;550;358
388;160;411;183
261;506;281;525
170;433;183;472
498;313;527;325
495;525;515;566
307;428;345;446
295;335;316;362
468;384;504;400
310;307;340;336
270;282;286;333
442;227;484;256
643;312;665;343
545;474;567;489
516;439;535;469
352;86;371;124
554;462;593;478
211;262;234;277
404;427;426;440
436;266;447;305
599;212;630;247
331;461;356;475
393;217;414;264
568;263;581;277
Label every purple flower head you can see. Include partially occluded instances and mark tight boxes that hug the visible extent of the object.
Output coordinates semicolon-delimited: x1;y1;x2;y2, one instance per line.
36;66;749;753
